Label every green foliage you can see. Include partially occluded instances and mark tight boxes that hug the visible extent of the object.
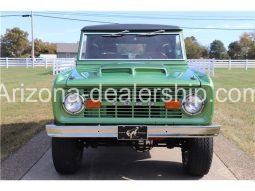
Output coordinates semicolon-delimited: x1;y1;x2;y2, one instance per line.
209;40;228;59
33;39;56;57
185;32;255;60
1;27;30;57
184;36;209;59
228;41;242;59
227;32;255;59
0;27;57;58
247;43;255;59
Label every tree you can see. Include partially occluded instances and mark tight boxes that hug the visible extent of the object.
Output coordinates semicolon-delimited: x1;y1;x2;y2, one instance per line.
247;43;255;59
247;32;255;58
209;40;228;59
239;32;255;59
0;27;30;57
228;41;242;59
184;36;209;59
32;39;56;57
227;32;255;59
201;46;209;58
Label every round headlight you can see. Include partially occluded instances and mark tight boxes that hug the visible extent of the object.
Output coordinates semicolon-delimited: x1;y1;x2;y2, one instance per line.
182;95;204;115
63;93;84;114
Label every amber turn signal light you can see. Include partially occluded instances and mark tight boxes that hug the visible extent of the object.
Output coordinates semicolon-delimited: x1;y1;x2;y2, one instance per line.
164;100;181;110
85;100;101;109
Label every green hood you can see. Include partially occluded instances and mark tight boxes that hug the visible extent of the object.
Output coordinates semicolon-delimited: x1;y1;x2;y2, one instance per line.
65;62;201;87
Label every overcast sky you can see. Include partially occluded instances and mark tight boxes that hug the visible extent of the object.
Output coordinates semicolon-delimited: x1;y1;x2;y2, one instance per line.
1;11;254;48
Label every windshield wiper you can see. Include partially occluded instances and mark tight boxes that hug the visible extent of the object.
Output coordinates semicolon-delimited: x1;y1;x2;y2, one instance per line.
102;30;130;37
137;30;165;36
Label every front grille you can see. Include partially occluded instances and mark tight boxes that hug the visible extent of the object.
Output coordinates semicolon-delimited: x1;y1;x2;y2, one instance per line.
84;105;182;118
83;86;194;118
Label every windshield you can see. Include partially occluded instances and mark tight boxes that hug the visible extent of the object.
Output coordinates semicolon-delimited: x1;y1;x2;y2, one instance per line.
80;33;184;60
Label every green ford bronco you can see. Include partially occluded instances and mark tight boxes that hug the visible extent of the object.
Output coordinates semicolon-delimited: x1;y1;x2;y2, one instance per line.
46;24;220;176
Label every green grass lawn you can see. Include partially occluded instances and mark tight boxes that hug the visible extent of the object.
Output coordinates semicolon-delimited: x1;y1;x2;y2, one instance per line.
0;67;53;160
0;67;254;160
212;69;255;159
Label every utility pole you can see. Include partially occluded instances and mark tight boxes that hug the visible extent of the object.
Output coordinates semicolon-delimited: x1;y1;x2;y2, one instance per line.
22;11;34;67
31;11;35;67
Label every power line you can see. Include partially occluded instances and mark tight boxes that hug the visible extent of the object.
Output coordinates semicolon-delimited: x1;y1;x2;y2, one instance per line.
1;14;255;30
182;27;255;30
37;11;255;19
0;12;255;20
32;14;255;30
34;14;118;24
7;10;252;18
0;13;118;23
36;12;255;21
0;14;23;17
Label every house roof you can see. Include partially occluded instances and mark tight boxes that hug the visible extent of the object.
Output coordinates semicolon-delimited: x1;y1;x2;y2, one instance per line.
56;43;79;53
81;24;181;32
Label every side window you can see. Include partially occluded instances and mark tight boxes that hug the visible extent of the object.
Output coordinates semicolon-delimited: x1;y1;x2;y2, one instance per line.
80;35;87;59
175;35;183;59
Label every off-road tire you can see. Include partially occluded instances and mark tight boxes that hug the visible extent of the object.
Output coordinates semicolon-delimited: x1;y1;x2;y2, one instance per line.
182;138;213;176
52;137;83;174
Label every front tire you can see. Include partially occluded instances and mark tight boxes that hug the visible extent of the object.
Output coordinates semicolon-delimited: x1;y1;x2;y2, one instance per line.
52;137;83;174
182;138;213;176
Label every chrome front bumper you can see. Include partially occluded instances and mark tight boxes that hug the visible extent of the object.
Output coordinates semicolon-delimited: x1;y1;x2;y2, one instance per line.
46;124;220;138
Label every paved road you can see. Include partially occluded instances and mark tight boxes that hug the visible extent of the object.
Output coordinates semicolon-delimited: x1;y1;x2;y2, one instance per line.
22;147;236;180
